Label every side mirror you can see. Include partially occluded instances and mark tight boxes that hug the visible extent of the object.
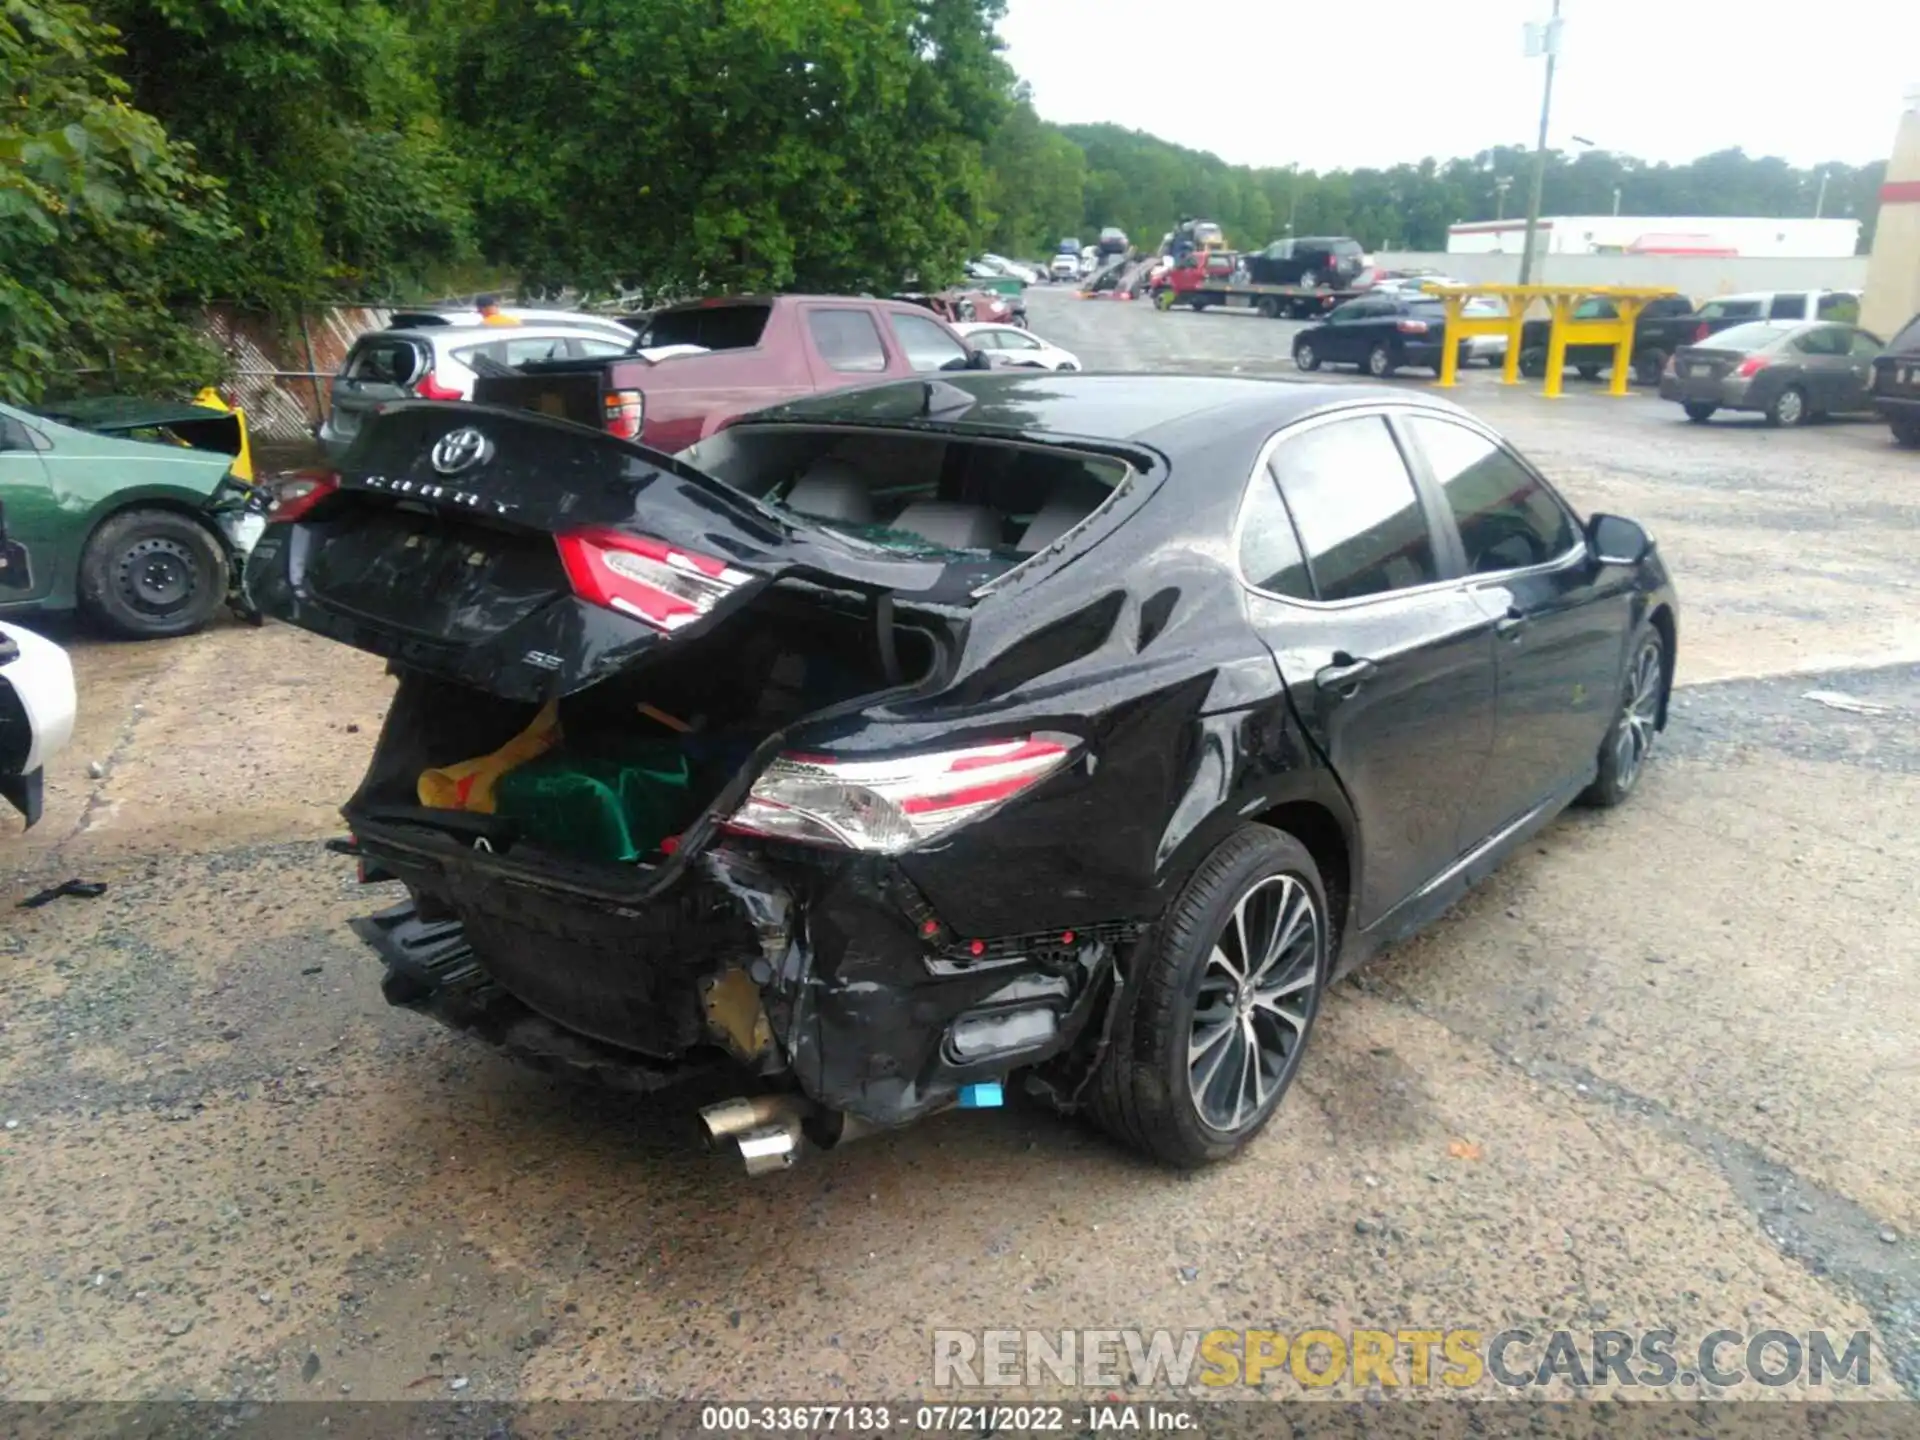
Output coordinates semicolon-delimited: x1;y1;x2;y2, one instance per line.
1588;513;1650;567
0;498;29;592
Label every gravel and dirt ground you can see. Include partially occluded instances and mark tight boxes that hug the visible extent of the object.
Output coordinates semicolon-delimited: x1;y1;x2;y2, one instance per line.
2;285;1916;1409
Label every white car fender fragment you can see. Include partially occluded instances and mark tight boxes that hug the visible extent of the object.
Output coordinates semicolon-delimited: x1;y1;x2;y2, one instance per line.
1;621;77;776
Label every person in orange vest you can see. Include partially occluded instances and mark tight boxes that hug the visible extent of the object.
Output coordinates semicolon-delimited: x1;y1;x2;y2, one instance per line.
477;294;521;326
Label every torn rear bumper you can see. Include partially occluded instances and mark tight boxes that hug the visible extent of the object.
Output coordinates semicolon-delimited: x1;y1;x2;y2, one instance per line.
345;832;1134;1130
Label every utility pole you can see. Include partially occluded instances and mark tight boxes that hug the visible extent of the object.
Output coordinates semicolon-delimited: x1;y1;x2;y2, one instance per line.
1494;176;1512;219
1612;186;1621;216
1814;168;1830;219
1518;0;1563;284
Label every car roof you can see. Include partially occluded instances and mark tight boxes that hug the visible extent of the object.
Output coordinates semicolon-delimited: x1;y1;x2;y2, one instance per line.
740;372;1475;452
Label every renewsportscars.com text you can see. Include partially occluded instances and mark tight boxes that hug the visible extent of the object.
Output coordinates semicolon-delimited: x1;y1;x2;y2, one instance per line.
931;1328;1875;1391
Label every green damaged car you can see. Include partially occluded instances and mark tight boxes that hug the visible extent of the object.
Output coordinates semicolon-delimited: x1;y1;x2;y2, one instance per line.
0;397;260;639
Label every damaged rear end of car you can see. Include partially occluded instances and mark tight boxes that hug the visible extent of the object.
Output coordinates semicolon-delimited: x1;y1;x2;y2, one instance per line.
249;398;1178;1171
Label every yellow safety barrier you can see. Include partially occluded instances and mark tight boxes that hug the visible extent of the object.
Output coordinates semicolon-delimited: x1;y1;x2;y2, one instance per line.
1425;285;1681;399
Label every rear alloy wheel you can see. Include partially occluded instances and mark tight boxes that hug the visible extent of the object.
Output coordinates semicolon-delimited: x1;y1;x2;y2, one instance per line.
1766;385;1809;428
1294;339;1321;372
1519;347;1548;379
1257;296;1282;319
1683;402;1718;423
1088;825;1328;1168
1581;624;1665;808
1366;342;1395;378
78;507;227;640
1632;349;1668;386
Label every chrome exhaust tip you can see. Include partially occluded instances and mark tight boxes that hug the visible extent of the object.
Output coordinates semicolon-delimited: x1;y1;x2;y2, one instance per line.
736;1119;803;1176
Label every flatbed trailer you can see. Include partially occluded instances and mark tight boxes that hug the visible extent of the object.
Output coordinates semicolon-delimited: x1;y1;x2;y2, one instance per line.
1154;277;1364;319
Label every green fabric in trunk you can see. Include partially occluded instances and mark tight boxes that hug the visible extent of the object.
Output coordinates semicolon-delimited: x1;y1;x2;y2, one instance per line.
493;741;692;863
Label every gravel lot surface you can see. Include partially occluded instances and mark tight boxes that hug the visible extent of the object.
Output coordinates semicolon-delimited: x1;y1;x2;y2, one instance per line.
2;285;1915;1409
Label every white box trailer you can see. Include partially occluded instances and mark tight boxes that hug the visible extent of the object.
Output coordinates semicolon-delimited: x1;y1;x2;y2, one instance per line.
1447;216;1861;259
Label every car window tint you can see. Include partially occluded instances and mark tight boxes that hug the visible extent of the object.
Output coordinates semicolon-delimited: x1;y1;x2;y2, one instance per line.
1269;417;1438;602
1698;299;1761;319
1766;294;1808;320
1407;417;1575;575
1850;330;1884;358
807;308;890;373
345;339;422;385
888;313;970;372
1238;469;1313;600
501;336;571;365
575;338;630;358
1001;330;1042;350
1794;328;1846;357
1817;293;1860;323
1573;299;1617;320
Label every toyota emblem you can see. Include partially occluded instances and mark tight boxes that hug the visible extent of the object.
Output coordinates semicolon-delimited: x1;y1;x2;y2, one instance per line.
431;427;494;476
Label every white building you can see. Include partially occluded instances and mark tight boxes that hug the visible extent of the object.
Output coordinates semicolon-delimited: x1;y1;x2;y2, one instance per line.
1446;216;1861;259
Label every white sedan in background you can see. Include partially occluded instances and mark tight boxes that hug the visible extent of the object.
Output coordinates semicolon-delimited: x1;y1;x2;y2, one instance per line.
954;323;1082;371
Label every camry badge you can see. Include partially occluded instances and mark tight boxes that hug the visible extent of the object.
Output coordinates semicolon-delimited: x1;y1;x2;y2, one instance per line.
431;427;494;476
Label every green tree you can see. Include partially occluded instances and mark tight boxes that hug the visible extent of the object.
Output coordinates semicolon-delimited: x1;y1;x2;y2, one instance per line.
0;0;230;403
98;0;473;306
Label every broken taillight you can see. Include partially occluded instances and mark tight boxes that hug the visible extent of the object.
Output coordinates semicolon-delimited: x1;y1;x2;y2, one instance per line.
604;389;644;440
726;736;1079;854
267;471;340;522
555;527;751;632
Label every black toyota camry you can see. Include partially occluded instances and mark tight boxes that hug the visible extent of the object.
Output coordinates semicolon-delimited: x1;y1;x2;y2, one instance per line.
248;372;1678;1171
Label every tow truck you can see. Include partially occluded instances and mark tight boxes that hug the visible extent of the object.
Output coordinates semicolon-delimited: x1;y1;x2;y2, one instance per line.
1152;251;1367;319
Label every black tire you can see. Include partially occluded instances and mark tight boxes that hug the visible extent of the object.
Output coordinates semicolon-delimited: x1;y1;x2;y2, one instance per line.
1366;342;1395;378
1632;348;1667;386
78;507;227;640
1087;825;1329;1168
1293;339;1321;372
1580;623;1665;809
1765;384;1809;428
1576;364;1603;381
1892;418;1920;448
1519;347;1547;379
1683;402;1717;423
1257;296;1281;319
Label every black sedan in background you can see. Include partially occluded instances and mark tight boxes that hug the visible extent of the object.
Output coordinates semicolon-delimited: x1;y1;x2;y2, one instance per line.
1870;311;1920;446
1293;295;1461;377
1659;320;1883;426
250;374;1677;1171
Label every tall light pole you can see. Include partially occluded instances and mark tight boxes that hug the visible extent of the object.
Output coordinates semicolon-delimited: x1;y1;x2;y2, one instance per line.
1814;167;1830;219
1494;176;1512;219
1285;163;1300;235
1518;0;1563;284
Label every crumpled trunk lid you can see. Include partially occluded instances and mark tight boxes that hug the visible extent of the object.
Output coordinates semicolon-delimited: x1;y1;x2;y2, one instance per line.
249;400;977;702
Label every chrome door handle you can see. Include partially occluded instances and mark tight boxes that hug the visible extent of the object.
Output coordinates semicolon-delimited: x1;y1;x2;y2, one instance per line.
1314;656;1378;696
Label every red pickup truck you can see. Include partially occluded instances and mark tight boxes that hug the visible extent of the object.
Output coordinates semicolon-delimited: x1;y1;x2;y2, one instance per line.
471;294;989;453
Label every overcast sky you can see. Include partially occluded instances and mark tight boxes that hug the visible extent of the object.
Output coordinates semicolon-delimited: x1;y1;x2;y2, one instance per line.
997;0;1919;172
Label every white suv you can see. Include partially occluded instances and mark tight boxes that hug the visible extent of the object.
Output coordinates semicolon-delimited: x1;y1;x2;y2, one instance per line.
318;323;639;459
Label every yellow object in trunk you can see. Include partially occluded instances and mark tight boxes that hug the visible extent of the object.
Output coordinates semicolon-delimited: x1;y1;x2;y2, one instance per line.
418;700;562;814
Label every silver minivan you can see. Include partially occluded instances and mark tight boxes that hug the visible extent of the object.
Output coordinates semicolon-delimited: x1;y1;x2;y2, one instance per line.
318;324;636;459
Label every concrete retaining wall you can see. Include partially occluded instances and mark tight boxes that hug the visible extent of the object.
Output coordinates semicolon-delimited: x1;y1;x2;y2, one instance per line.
1375;251;1871;300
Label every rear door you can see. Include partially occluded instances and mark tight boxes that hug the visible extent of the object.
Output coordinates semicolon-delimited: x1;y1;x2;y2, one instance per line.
801;305;895;382
1396;412;1627;836
1237;411;1498;924
1789;325;1852;409
331;336;427;444
1840;328;1883;411
886;311;973;373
